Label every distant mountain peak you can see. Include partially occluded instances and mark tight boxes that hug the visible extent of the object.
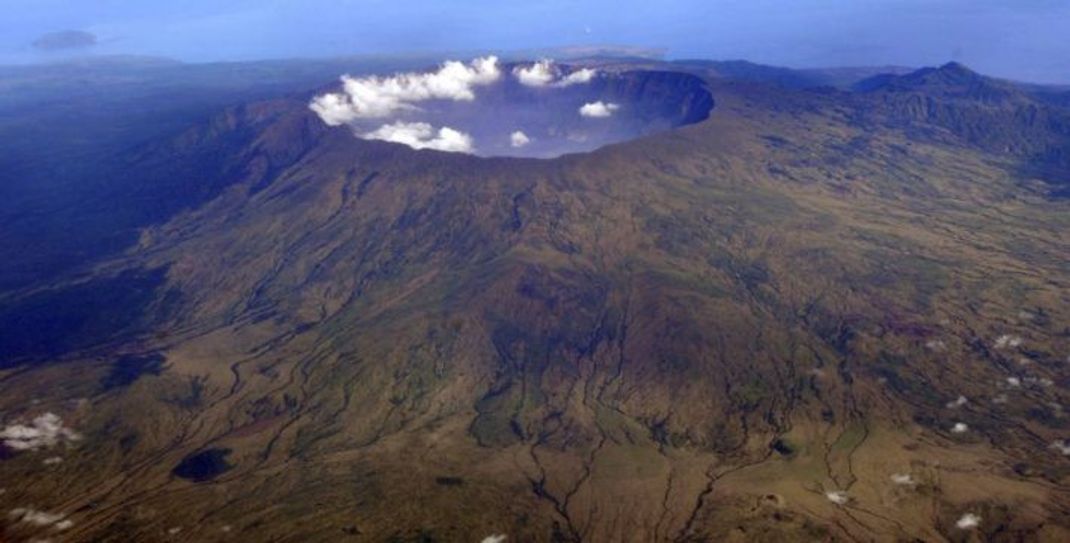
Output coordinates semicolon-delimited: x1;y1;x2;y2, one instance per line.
922;61;985;85
853;61;1023;104
898;62;983;87
937;60;974;75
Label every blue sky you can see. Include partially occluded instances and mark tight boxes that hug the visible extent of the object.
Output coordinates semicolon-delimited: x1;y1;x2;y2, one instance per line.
2;0;1068;83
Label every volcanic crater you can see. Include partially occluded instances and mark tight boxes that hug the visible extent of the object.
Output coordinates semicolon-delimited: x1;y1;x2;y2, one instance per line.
310;58;715;158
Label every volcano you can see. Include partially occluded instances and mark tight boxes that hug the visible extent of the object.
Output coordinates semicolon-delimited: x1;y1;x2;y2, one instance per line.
0;57;1068;542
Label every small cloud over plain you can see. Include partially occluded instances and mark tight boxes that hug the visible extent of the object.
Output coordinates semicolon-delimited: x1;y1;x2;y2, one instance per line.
1051;440;1070;455
994;334;1022;349
825;491;849;505
956;513;981;529
1;413;80;451
890;473;916;486
925;339;946;351
8;507;72;530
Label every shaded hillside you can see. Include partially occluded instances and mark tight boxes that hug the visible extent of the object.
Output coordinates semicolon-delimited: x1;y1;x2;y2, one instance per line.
0;61;1068;542
0;55;442;291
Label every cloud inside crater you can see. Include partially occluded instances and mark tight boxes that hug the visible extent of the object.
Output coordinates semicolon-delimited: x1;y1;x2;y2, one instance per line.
309;57;623;155
510;131;531;148
362;121;473;153
513;60;596;87
310;56;502;124
579;101;620;118
514;60;555;86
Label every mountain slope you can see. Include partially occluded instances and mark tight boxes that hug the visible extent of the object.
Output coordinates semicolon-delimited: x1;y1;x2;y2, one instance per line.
0;55;447;292
854;62;1070;190
0;64;1069;542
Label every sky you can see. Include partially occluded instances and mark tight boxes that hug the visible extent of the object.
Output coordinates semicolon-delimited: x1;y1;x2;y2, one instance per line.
1;0;1068;83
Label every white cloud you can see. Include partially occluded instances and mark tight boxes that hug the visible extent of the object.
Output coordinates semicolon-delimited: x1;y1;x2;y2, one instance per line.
955;513;981;529
579;101;620;118
1;413;80;451
890;473;916;485
560;68;596;86
310;56;502;124
362;121;473;153
481;535;507;543
510;131;531;148
994;334;1022;349
825;491;849;505
1023;376;1053;387
1051;440;1070;455
9;508;71;530
925;339;946;351
950;422;969;434
513;60;597;87
1049;440;1070;455
514;60;556;87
